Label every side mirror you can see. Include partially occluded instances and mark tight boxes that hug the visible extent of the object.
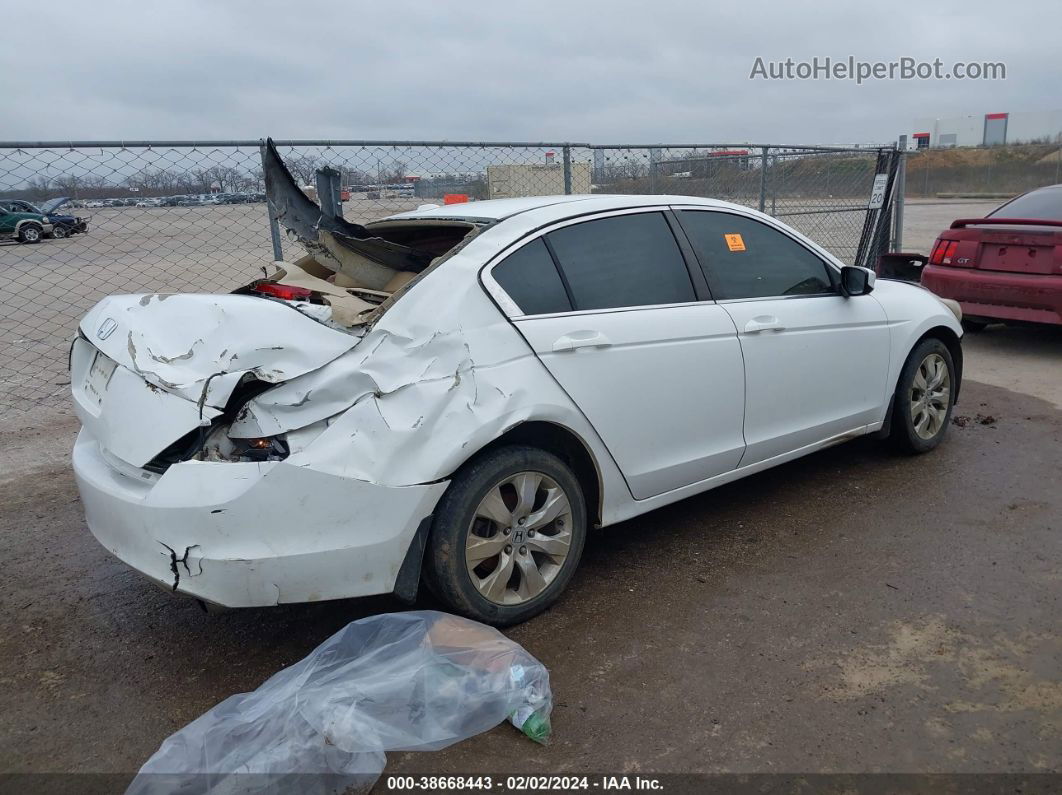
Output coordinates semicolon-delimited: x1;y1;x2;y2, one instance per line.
840;265;875;296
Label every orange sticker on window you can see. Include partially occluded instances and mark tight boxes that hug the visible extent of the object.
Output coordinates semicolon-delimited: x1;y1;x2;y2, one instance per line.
724;233;746;252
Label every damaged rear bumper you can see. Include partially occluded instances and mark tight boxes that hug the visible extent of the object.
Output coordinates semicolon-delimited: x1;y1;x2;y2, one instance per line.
73;429;448;607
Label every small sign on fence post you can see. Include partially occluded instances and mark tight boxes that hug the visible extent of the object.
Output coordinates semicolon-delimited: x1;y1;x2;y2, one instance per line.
868;173;889;209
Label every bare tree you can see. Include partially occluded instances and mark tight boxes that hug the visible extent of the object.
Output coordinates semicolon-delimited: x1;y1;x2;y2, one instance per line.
26;176;52;199
379;160;408;183
284;154;323;187
53;174;88;198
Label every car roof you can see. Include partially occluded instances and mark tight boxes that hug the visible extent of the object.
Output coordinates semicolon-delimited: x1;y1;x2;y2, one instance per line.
382;194;736;223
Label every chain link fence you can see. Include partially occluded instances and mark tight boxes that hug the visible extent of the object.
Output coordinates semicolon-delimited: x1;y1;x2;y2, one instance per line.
904;142;1062;198
0;140;897;417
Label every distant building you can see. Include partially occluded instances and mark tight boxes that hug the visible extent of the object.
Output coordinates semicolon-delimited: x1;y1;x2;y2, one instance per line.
486;163;592;198
909;110;1062;148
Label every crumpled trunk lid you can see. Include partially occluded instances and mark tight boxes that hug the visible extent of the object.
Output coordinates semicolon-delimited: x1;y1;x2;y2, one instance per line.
72;293;362;467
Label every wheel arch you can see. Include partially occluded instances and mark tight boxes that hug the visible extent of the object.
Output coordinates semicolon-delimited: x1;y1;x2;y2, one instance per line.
916;324;963;404
877;322;964;440
450;420;604;529
15;218;44;233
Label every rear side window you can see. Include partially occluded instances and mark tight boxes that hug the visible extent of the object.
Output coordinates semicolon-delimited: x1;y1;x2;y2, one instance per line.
678;210;834;300
492;237;572;315
546;212;696;310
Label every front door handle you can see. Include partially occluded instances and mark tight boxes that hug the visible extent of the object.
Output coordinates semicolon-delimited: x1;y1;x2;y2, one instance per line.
743;315;785;334
552;330;612;352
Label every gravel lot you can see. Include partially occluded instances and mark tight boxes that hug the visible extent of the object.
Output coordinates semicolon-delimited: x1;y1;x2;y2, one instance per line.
0;198;1058;789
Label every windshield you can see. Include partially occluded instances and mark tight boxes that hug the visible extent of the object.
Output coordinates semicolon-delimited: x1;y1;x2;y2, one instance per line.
989;186;1062;221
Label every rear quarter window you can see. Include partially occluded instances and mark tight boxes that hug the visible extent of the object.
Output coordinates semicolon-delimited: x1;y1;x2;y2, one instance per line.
491;237;573;315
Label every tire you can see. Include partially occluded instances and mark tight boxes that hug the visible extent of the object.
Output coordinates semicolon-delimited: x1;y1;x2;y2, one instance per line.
962;318;988;332
50;225;69;239
423;445;587;626
889;338;956;454
17;224;42;244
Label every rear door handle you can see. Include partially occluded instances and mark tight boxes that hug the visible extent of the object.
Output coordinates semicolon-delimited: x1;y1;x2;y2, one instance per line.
743;316;785;334
552;331;612;352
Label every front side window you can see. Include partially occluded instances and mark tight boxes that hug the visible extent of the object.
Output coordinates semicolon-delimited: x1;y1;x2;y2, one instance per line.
678;210;835;300
546;212;696;310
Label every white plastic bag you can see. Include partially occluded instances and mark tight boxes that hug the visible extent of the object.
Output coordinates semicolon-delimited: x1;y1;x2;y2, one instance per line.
128;610;552;795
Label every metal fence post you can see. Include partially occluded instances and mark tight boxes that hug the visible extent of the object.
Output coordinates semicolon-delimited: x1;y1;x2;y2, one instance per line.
770;154;778;216
562;146;572;194
261;138;284;262
266;202;284;261
892;137;907;251
316;166;343;219
758;146;769;212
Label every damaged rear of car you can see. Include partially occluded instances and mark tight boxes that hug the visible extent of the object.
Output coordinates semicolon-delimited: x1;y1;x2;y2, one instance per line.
70;284;454;608
71;141;600;623
72;146;464;605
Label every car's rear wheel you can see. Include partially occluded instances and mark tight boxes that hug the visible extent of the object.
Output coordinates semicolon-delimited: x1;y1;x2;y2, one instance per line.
51;224;69;239
17;224;42;244
889;338;956;454
423;445;587;626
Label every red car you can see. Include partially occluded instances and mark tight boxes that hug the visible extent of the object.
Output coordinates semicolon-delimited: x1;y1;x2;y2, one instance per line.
921;184;1062;329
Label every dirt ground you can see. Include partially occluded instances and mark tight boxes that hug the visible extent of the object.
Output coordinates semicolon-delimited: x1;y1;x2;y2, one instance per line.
0;199;1059;790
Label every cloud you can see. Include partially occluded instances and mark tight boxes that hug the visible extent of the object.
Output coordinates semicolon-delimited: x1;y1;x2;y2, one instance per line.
1;0;1057;144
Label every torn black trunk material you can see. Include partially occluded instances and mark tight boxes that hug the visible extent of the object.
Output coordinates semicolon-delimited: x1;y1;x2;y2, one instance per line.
261;138;433;289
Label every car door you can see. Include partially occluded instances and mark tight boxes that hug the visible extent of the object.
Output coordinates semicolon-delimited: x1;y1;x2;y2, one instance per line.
485;209;747;500
675;208;890;466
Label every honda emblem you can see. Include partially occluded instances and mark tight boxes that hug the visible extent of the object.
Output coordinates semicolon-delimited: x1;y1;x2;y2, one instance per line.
96;317;118;340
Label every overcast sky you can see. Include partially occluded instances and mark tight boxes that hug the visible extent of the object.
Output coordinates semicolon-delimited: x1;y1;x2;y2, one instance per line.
3;0;1058;145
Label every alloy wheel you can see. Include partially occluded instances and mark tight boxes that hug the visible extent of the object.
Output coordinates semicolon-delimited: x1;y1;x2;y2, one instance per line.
465;471;573;605
910;352;951;440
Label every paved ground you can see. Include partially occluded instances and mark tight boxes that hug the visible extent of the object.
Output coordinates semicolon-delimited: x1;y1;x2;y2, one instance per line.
899;198;999;254
1;197;1059;788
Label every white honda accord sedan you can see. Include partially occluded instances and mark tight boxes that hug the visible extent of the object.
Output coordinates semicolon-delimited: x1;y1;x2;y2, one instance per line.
71;194;963;625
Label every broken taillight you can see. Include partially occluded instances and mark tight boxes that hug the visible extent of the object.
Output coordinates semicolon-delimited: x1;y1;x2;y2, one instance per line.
929;239;959;266
253;282;313;301
229;435;289;462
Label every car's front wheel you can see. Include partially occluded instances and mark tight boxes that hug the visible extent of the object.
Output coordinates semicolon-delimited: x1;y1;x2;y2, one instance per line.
889;338;956;454
423;445;587;626
50;224;69;239
17;224;42;244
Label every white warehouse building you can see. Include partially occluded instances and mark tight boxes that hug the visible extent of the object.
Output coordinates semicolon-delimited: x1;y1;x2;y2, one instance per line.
909;110;1062;148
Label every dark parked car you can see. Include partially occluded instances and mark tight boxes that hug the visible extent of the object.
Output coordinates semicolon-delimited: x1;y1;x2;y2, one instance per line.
1;197;89;238
921;184;1062;329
